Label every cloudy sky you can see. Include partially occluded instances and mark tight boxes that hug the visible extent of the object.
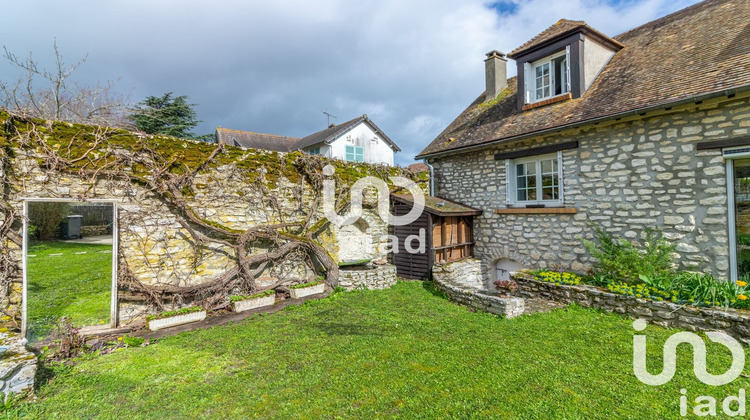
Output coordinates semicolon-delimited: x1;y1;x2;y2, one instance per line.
2;0;699;165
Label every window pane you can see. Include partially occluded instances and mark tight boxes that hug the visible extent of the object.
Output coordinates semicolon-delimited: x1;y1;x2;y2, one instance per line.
517;188;527;202
528;187;537;201
541;159;553;173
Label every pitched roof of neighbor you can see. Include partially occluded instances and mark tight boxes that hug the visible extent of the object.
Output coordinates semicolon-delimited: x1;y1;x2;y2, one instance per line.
218;115;401;153
215;128;299;152
417;0;750;158
295;115;401;151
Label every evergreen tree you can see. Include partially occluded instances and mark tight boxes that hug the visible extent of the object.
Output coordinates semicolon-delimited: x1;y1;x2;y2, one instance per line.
130;92;202;139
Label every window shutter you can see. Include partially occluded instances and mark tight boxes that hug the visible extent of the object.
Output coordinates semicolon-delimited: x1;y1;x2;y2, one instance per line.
523;62;531;103
565;45;571;92
355;146;364;162
505;159;513;205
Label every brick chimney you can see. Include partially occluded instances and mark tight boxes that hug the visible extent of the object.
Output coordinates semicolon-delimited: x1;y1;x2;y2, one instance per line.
484;50;507;101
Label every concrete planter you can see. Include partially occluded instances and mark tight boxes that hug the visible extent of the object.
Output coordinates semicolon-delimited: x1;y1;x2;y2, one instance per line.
290;283;325;299
147;310;206;331
232;293;275;312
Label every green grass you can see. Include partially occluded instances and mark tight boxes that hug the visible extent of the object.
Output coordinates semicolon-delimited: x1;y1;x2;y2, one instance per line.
26;241;112;341
7;282;750;418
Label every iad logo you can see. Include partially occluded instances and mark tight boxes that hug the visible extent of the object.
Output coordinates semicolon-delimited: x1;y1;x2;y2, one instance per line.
632;319;744;386
322;164;425;228
633;319;747;417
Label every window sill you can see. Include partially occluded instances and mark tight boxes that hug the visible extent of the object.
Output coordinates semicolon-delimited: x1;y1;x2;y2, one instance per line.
522;93;572;111
494;207;577;215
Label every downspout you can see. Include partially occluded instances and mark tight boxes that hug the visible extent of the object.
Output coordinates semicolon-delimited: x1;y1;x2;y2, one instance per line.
423;159;435;197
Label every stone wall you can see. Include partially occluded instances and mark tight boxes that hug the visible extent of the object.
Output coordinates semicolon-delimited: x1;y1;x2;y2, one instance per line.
0;331;36;397
338;263;397;290
81;225;109;236
0;115;424;327
512;272;750;344
432;259;524;318
429;92;750;286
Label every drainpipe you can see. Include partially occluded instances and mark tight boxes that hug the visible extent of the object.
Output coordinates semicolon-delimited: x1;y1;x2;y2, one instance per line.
423;159;435;197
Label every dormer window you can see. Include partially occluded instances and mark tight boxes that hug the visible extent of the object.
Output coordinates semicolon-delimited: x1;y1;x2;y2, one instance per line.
531;51;569;102
506;19;624;111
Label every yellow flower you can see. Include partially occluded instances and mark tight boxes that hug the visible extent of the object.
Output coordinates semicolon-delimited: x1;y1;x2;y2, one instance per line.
738;281;747;287
739;295;748;301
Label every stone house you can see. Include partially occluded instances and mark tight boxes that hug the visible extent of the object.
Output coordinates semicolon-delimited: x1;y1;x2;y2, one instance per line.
216;114;401;165
416;0;750;286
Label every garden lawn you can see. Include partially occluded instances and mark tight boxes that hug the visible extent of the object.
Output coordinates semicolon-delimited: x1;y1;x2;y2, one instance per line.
7;281;750;419
26;241;112;341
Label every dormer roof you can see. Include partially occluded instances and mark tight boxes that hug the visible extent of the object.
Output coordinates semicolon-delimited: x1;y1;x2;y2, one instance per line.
417;0;750;159
508;19;623;59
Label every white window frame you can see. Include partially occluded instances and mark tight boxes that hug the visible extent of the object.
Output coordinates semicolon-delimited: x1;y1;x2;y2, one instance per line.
505;151;564;206
526;50;570;104
21;198;120;338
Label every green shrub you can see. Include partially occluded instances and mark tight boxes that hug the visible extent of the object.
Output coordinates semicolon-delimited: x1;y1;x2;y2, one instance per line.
28;202;70;241
670;272;746;309
582;225;675;284
122;334;145;347
230;290;275;302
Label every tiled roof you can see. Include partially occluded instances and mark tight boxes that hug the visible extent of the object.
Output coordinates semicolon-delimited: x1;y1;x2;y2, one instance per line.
295;115;401;152
217;115;401;153
391;194;482;217
215;128;299;152
509;19;585;57
417;0;750;158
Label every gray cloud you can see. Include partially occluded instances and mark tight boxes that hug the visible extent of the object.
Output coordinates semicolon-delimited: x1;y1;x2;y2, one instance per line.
0;0;699;165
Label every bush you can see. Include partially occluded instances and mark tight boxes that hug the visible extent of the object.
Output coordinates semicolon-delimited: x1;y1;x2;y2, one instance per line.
28;202;70;241
582;225;675;284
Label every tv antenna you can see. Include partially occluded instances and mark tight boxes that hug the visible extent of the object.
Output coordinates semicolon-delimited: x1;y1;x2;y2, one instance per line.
323;110;337;126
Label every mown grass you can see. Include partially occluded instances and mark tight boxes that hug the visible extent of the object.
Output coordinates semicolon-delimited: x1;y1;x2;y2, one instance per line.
6;281;750;419
26;241;112;341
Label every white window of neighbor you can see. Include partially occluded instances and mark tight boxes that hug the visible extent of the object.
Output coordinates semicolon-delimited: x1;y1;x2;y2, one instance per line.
526;49;570;103
505;152;563;206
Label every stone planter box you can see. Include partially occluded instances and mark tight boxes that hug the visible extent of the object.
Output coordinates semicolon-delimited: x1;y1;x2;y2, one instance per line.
147;310;206;331
290;283;325;299
232;293;275;312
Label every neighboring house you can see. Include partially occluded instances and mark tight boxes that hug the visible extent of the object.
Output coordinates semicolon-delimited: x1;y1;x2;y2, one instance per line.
216;114;400;165
416;0;750;285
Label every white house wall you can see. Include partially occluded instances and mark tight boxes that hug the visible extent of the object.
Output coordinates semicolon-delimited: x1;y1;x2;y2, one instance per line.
326;122;395;165
583;39;615;90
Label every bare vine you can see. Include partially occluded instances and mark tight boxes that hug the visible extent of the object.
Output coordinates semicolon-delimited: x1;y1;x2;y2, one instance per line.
0;112;421;314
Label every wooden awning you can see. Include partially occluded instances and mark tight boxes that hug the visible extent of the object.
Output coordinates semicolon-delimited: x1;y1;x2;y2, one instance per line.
391;194;482;217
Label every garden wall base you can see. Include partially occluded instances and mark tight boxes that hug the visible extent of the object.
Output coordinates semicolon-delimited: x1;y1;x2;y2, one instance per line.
338;263;397;291
512;272;750;344
433;259;524;318
0;331;36;398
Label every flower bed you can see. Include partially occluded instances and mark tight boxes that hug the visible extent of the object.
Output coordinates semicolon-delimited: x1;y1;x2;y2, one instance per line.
230;290;276;312
512;271;750;344
147;307;206;331
290;281;325;299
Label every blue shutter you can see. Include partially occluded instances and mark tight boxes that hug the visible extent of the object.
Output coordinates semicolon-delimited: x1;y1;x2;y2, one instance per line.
355;146;364;162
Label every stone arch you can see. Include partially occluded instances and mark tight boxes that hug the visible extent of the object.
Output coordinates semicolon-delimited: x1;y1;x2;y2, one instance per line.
484;247;532;288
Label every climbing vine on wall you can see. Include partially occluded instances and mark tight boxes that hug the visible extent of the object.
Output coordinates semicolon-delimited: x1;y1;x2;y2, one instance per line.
0;111;425;317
